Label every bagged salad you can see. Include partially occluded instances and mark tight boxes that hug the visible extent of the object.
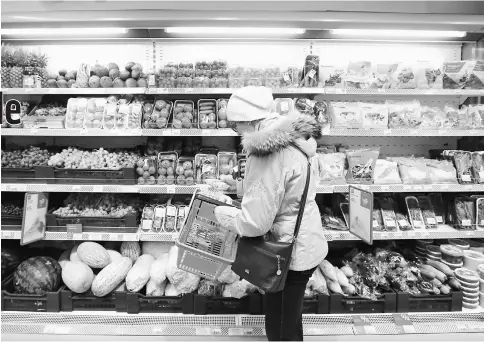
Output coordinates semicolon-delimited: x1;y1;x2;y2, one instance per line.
472;152;484;184
443;61;475;89
317;152;346;184
370;63;398;89
425;159;458;184
345;148;380;184
320;65;344;88
468;104;484;128
466;60;484;89
452;151;473;184
391;157;431;184
391;63;416;89
373;159;402;184
331;102;362;129
344;61;372;89
420;106;446;129
415;61;443;89
359;102;389;129
386;100;422;128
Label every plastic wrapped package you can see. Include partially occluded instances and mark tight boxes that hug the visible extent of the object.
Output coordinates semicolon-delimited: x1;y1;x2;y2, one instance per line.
152;205;165;232
344;61;372;89
379;197;398;231
477;198;484;228
265;77;282;89
158;76;176;88
141;101;154;129
228;67;245;78
299;55;320;87
425;159;458;184
359;102;389;129
102;102;117;130
118;94;134;105
127;102;142;129
176;77;193;88
295;98;330;129
386;100;422;129
245;68;263;78
151;100;172;129
452;151;473;184
218;152;237;180
428;193;445;224
164;283;181;296
373;160;402;184
228;77;245;88
420;106;446;129
217;265;240;284
140;205;155;232
472;152;484;184
176;205;188;232
418;196;438;229
246;78;264;87
405;196;426;229
222;280;251;299
321;65;344;88
466;60;484;89
195;154;217;184
273;98;295;116
331;102;362;129
370;63;398;89
84;98;105;129
372;200;384;231
443;61;475;89
217;99;231;129
175;157;195;186
345;148;380;184
115;103;130;130
468;104;484;128
415;61;443;89
198;280;223;296
209;77;228;88
157;152;177;186
395;212;413;231
392;157;431;184
172;101;195;129
198;99;217;129
320;206;347;231
66;97;88;129
166;246;201;294
311;267;328;295
136;156;157;185
453;197;475;230
317;152;346;184
192;77;210;88
164;205;177;233
391;63;417;89
281;67;299;87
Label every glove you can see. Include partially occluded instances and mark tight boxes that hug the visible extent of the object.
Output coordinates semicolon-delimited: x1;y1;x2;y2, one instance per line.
214;206;241;234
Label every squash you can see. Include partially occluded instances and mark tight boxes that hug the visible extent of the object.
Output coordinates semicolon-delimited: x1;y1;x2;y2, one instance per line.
141;242;172;259
120;241;141;263
70;243;81;262
62;261;94;293
342;284;356;295
58;249;71;268
77;242;110;268
340;265;353;278
107;250;123;263
146;279;167;296
319;260;337;282
426;260;454;278
327;279;344;294
126;254;154;292
335;267;349;287
91;257;132;297
149;253;169;284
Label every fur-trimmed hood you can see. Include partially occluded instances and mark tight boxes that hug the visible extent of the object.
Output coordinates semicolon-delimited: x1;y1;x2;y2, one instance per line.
241;114;322;157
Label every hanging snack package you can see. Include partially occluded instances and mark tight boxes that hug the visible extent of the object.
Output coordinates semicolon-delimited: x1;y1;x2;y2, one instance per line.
274;98;295;116
195;153;218;184
392;157;431;184
453;197;475;230
405;196;426;229
428;193;445;224
345;148;380;184
415;61;443;89
320;65;344;89
468;104;484;128
373;159;402;184
157;152;178;185
164;204;177;233
299;54;320;88
443;61;475;89
425;159;458;184
331;102;362;129
198;99;217;129
472;152;484;184
373;200;385;231
136;156;157;185
344;61;372;89
175;156;195;186
140;205;155;232
386;100;422;129
317;152;346;185
370;63;398;89
420;106;446;129
452;151;473;184
396;212;413;231
152;205;166;233
466;60;484;89
476;198;484;229
359;102;389;129
391;63;417;89
379;197;398;231
418;196;438;229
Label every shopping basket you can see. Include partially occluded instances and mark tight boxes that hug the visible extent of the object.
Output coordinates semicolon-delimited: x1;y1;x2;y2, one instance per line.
176;190;240;280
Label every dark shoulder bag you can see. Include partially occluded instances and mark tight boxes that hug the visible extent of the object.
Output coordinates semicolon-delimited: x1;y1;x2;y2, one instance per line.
231;144;311;293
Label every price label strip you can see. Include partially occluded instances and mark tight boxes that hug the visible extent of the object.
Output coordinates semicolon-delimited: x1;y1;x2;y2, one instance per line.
393;313;416;334
353;315;377;335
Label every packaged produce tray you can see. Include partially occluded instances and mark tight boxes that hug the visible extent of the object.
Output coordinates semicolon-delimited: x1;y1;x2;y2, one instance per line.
194;294;262;315
396;291;463;312
46;213;137;228
1;167;37;183
60;287;128;312
329;292;397;314
126;292;193;314
35;166;136;185
1;275;61;312
1;215;23;226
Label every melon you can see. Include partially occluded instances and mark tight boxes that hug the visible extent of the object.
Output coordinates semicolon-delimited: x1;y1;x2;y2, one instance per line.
13;256;61;294
131;69;141;80
120;241;141;263
91;257;132;297
141;242;171;259
107;249;123;262
70;243;81;262
58;249;71;268
1;248;22;277
137;78;148;88
77;242;110;268
126;254;154;292
62;261;94;293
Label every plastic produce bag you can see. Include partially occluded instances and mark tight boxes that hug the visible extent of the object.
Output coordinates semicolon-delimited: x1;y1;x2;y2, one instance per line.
370;63;398;89
197;280;223;296
359;102;389;129
472;152;484;183
392;157;431;184
331;102;362;129
345;148;380;184
222;280;252;299
321;65;344;88
415;61;443;89
295;98;330;128
165;282;181;296
468;104;484;128
166;246;200;294
443;61;475;89
217;265;240;284
344;61;372;89
454;197;475;230
373;160;402;184
420;106;446;129
310;267;328;295
425;159;458;184
386;100;422;128
391;63;417;89
317;152;346;184
466;60;484;89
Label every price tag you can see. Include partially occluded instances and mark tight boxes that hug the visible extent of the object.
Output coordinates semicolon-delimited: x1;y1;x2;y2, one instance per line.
30;127;39;134
462;174;472;182
413;185;423;191
380;232;389;239
385;220;397;228
152;327;164;334
462;219;472;226
465;231;474;237
436;216;444;224
228;328;243;336
2;231;15;239
211;327;222;335
129;128;142;135
163;130;173;136
360;185;370;191
307;69;317;79
464;184;473;191
441;184;450;190
66;223;82;235
141;220;153;232
393;313;416;334
423;185;433;191
353;315;376;335
438;130;448;135
5;184;27;191
426;218;437;225
306;328;326;335
195;328;211;336
480;219;484;225
381;185;390;192
410;130;419;136
322;127;331;135
421;231;430;238
80;128;88;135
166;185;176;194
171;129;181;136
407;231;416;237
373;220;379;229
469;130;479;135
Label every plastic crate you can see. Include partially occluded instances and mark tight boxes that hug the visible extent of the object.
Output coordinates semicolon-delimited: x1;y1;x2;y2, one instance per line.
176;191;239;280
126;293;194;314
1;215;23;225
1;167;37;183
194;294;262;315
329;292;397;314
46;213;137;228
35;166;136;185
397;291;463;312
261;295;329;314
60;287;128;312
1;275;61;312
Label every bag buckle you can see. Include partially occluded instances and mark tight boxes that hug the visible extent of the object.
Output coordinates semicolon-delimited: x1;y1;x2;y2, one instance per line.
276;255;281;276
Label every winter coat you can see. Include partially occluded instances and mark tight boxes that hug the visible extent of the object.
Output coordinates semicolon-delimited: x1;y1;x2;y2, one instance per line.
214;113;328;271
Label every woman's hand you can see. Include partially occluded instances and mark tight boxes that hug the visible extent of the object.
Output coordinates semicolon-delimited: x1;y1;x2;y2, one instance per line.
214;206;241;234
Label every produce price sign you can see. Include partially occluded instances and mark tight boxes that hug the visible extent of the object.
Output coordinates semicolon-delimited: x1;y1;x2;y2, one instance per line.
393;313;416;334
21;192;49;245
66;223;82;240
349;186;374;245
352;315;376;335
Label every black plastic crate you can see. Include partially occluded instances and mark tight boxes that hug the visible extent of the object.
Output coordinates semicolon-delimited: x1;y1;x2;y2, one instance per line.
60;287;128;312
46;213;137;228
1;275;61;312
261;295;329;314
1;168;38;183
329;292;397;314
194;294;262;315
397;291;463;312
35;166;136;185
126;293;194;314
1;215;22;226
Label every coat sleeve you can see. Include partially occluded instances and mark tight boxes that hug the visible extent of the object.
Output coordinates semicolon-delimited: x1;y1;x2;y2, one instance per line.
214;154;288;237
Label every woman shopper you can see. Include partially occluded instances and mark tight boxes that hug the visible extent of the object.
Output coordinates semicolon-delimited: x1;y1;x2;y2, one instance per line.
213;86;328;341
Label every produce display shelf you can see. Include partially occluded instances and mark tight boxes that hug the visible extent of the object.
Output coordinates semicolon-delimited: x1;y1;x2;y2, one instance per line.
0;183;140;193
0;227;140;241
1;310;483;336
2;127;483;137
3;88;484;96
328;183;484;193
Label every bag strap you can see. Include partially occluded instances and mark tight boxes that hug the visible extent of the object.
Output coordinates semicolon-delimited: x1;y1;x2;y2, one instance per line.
290;143;311;240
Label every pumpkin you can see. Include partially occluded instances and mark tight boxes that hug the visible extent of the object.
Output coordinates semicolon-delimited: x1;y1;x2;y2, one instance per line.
77;242;110;268
120;241;141;263
62;261;94;293
13;256;61;294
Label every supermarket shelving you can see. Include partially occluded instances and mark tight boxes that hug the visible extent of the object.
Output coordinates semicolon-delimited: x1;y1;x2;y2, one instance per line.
2;310;483;337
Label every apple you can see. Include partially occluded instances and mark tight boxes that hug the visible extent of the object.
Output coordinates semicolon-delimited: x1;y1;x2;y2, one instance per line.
158;167;167;176
177;175;186;185
166;175;175;185
183;161;193;170
157;175;166;185
176;166;185;175
161;160;171;168
136;167;144;176
166;167;174;176
138;177;146;185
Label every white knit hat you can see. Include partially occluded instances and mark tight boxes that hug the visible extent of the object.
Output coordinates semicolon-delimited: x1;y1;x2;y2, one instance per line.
226;86;273;122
